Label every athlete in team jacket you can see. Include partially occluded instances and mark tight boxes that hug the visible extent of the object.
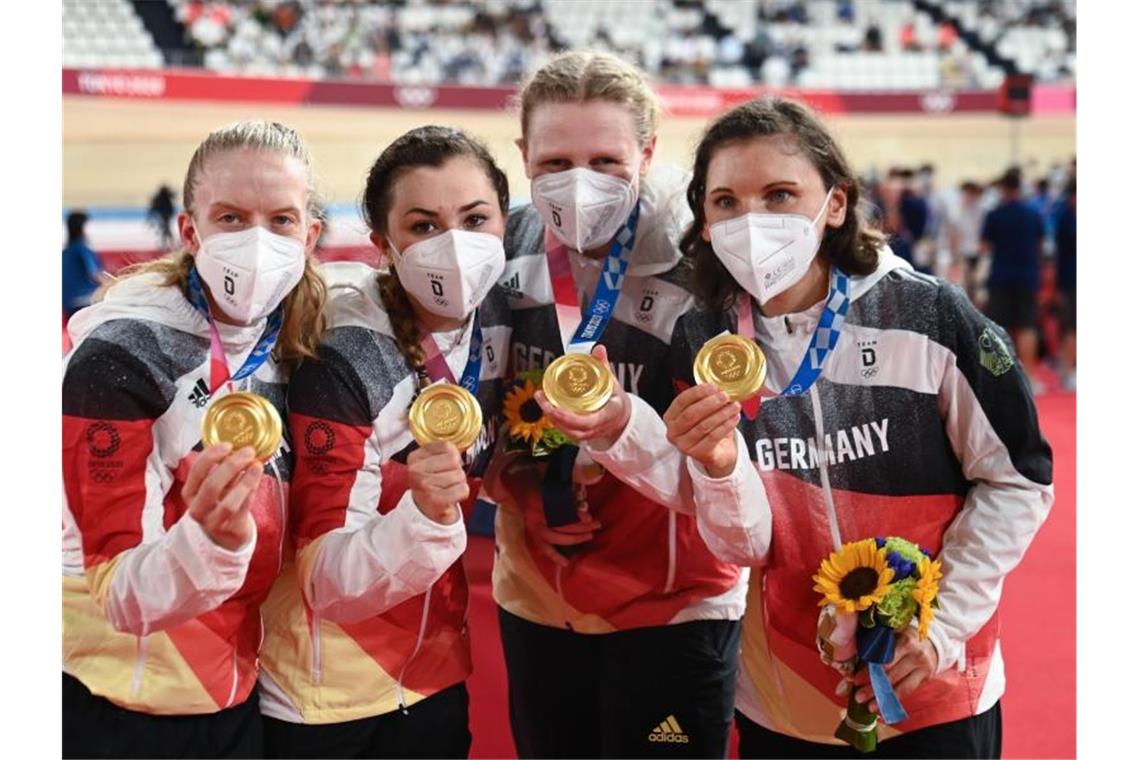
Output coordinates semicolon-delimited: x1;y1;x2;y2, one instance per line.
258;127;512;758
62;121;327;758
558;98;1054;758
484;51;745;758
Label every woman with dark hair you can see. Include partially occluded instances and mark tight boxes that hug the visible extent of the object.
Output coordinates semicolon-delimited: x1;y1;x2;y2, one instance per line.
258;125;512;758
560;97;1054;758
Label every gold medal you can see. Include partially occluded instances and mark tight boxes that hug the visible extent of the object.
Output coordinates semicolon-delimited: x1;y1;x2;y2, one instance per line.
408;383;484;451
693;334;767;402
201;391;283;462
541;353;614;414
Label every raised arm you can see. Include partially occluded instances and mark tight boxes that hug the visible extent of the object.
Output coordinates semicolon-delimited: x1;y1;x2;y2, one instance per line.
289;333;466;624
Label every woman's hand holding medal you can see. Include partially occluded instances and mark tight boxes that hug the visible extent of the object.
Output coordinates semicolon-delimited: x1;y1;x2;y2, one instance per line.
407;442;467;525
182;443;264;551
533;344;632;449
663;385;742;479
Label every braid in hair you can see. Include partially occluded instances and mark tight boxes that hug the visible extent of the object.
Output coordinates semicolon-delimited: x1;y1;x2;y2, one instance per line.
361;125;509;388
376;269;429;389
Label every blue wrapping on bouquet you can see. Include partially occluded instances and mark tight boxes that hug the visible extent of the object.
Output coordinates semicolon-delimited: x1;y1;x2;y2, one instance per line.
542;443;582;557
856;624;909;724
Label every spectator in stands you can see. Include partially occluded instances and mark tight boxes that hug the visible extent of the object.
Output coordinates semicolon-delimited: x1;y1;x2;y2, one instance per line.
486;50;746;759
863;21;884;51
61;211;109;318
837;0;856;24
148;184;177;250
981;166;1045;390
790;45;811;81
938;20;959;51
1054;177;1076;391
900;19;922;52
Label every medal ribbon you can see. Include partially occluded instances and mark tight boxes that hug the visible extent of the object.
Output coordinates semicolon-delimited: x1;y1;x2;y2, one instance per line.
544;202;640;355
418;312;484;394
735;266;851;417
187;267;283;396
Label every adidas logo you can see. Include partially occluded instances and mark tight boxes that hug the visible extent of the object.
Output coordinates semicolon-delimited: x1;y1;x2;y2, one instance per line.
500;271;524;299
188;378;210;408
648;714;690;744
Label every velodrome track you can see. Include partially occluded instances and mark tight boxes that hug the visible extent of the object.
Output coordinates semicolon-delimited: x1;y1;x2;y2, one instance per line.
64;97;1076;209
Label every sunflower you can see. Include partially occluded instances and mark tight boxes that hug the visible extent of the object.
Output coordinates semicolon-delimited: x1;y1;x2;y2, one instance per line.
813;538;895;614
912;556;943;639
503;379;552;445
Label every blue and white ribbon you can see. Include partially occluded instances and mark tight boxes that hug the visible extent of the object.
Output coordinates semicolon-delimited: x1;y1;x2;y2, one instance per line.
565;203;640;354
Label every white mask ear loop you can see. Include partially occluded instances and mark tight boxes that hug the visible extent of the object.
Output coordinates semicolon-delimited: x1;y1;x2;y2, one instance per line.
384;236;402;264
812;187;835;229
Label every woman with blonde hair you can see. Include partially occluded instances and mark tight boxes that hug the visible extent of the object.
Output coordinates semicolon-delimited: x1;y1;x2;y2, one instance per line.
62;120;327;757
484;50;746;758
257;125;513;758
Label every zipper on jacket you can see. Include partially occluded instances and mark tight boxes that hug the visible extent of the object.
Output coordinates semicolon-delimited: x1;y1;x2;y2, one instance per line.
396;584;433;714
663;511;678;594
808;385;843;550
224;648;239;708
554;565;572;630
269;458;287;574
130;635;149;697
310;614;322;683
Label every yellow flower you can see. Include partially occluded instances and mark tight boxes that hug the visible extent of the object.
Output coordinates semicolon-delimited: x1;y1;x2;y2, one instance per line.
503;379;552;445
912;556;942;639
812;539;895;614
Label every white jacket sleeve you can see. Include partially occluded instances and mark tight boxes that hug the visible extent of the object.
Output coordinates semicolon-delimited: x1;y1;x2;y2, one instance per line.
585;394;771;565
687;436;773;567
98;515;256;636
301;490;466;624
928;290;1054;673
583;394;696;513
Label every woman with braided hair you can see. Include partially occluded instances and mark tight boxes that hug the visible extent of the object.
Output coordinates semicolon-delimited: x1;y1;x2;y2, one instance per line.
258;125;512;758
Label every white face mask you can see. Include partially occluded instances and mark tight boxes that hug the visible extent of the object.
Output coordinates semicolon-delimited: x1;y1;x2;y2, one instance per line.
195;225;306;323
531;167;638;251
709;188;834;306
389;229;506;319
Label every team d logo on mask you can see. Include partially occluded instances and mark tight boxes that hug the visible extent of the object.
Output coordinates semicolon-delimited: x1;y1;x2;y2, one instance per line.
195;226;306;323
531;167;637;251
390;230;506;320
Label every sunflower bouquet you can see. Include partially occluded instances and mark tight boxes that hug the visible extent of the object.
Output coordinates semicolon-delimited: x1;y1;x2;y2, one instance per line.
502;368;572;457
812;537;942;753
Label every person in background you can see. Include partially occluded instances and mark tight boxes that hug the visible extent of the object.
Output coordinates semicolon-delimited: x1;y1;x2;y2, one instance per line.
980;166;1045;391
62;210;109;318
947;181;987;305
894;168;930;273
1027;177;1056;256
917;163;947;278
148;184;177;250
1054;177;1076;391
